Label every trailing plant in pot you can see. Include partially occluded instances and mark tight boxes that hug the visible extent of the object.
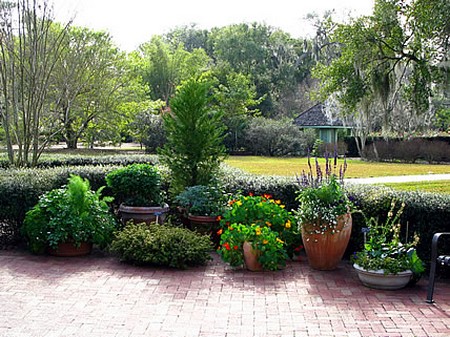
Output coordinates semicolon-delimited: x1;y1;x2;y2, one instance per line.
105;163;169;225
295;155;355;270
218;224;288;271
352;200;425;290
22;175;117;256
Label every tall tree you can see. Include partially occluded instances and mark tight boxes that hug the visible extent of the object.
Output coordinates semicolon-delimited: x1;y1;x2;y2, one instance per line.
138;36;211;105
0;0;69;166
313;0;450;154
50;26;128;149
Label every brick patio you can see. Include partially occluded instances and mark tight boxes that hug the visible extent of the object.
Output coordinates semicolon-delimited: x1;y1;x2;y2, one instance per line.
0;250;449;337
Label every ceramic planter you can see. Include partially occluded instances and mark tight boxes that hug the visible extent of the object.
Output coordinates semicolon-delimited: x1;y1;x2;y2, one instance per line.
188;214;220;248
353;264;413;290
47;242;93;257
301;213;352;270
243;241;262;271
119;203;169;225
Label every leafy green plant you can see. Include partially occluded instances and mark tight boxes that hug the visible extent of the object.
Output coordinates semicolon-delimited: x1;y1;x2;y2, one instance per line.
105;163;163;206
352;200;425;277
22;175;117;254
110;223;213;269
218;224;288;270
174;185;227;216
219;193;301;258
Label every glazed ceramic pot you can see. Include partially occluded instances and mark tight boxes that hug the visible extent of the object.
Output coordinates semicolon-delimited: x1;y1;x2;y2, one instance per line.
353;264;413;290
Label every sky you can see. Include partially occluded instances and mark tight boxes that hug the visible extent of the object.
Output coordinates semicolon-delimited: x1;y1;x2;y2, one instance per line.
51;0;374;52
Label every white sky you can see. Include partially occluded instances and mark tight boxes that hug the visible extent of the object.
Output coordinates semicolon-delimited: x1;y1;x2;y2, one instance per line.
51;0;374;52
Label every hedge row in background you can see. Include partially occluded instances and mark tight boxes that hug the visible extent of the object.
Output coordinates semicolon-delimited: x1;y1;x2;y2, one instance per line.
0;153;159;169
1;163;449;270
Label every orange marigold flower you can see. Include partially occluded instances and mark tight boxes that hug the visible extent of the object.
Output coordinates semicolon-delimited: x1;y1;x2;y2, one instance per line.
217;229;223;235
249;192;254;196
275;200;281;204
263;240;269;244
233;245;239;250
228;226;234;231
229;199;236;206
265;221;272;227
216;215;222;221
223;243;231;251
263;193;272;199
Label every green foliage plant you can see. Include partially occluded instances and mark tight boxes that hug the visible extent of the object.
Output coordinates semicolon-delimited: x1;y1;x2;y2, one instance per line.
110;222;213;269
295;154;355;235
159;75;227;196
217;223;288;271
174;185;227;216
105;163;163;206
352;200;425;278
219;193;301;258
22;175;117;254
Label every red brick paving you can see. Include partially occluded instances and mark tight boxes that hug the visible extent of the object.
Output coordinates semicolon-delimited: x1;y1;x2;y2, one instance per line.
0;250;449;337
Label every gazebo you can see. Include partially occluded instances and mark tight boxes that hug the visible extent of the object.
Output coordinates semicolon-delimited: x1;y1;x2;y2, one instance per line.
294;103;349;143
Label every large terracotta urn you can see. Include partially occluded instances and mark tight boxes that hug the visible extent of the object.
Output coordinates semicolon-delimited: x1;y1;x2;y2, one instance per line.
301;213;352;270
188;214;220;248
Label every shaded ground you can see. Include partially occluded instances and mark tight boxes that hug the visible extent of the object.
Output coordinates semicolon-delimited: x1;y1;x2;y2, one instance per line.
1;250;449;337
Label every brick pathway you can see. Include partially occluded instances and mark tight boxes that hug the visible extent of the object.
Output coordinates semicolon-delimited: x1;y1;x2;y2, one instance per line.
0;250;449;337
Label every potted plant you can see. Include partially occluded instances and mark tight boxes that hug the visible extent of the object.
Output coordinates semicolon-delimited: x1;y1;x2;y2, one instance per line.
105;163;169;225
220;193;302;256
218;224;288;271
22;175;117;256
174;185;226;245
352;200;425;290
295;156;354;270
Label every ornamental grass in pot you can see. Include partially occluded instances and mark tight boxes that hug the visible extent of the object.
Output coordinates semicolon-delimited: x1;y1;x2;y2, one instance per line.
105;163;169;225
295;155;355;270
352;200;424;290
22;175;117;256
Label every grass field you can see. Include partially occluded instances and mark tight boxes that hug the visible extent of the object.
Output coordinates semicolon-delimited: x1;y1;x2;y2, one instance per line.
225;156;450;178
378;180;450;194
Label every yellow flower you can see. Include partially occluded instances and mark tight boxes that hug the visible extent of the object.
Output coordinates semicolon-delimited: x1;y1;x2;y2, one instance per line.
280;205;285;209
236;200;242;206
275;200;281;204
285;220;291;229
263;240;269;244
276;238;284;244
255;227;262;236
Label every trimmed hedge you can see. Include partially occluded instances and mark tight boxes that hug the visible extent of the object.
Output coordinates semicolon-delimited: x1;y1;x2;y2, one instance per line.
1;162;449;271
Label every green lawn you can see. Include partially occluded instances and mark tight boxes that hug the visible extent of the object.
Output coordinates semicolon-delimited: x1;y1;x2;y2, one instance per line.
379;180;450;194
225;156;450;178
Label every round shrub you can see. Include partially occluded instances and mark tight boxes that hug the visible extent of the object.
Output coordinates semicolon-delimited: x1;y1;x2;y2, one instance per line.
110;223;213;269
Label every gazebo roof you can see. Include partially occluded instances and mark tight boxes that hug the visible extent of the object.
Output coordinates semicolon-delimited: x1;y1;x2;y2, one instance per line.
294;103;345;127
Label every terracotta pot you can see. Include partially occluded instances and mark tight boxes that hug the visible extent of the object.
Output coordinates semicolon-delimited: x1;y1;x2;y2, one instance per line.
119;203;169;225
353;264;412;290
188;214;220;248
243;241;262;272
47;242;93;257
301;213;352;271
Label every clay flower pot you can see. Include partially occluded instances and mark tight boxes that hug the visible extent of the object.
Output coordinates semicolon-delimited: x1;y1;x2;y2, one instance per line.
301;213;352;270
47;242;93;257
243;241;263;272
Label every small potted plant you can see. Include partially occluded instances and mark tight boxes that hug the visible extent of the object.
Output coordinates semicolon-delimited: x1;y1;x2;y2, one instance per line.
105;163;169;225
295;156;355;270
22;175;117;256
352;200;425;290
218;224;288;271
174;185;227;246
